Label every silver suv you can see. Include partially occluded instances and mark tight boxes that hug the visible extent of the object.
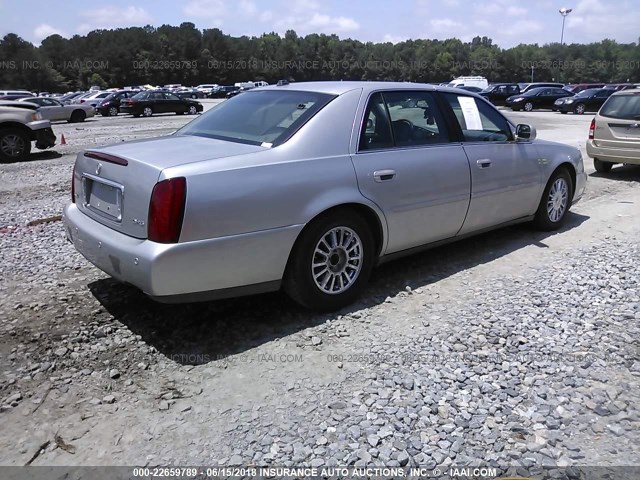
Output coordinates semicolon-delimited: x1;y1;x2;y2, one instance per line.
587;88;640;172
0;101;56;162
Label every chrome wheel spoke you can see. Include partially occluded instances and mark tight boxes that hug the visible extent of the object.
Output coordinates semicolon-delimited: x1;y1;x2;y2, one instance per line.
312;226;363;295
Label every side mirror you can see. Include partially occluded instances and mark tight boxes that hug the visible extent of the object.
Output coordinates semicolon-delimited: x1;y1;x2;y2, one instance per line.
515;124;536;141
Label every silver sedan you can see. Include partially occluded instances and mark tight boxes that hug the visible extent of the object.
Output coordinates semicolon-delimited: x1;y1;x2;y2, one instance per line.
63;81;586;310
18;97;95;123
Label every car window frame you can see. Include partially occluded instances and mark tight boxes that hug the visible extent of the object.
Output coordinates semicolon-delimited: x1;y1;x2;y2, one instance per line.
355;89;454;153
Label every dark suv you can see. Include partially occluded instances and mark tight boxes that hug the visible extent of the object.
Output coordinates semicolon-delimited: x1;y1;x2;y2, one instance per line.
480;83;521;105
96;90;140;116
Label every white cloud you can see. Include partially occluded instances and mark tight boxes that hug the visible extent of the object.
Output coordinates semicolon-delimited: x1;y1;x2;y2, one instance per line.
506;6;527;15
430;18;463;32
274;12;360;35
183;0;226;19
382;34;410;44
33;24;67;43
238;0;258;16
502;20;544;37
565;0;640;44
259;11;274;22
77;5;153;33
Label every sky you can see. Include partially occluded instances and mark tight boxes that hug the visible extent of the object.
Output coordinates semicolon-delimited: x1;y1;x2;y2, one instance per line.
1;0;639;48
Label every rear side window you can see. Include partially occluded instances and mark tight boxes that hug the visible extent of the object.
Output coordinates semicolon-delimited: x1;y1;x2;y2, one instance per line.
443;93;513;142
383;91;449;146
178;90;335;147
599;94;640;120
359;92;394;151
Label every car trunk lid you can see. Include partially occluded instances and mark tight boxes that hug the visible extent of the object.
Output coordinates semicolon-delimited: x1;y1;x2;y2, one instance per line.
73;135;264;238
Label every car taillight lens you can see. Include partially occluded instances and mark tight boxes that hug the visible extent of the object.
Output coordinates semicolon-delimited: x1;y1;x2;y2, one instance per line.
589;118;596;139
148;178;187;243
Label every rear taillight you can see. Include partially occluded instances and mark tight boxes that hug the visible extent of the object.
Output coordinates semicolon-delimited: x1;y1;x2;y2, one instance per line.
148;178;187;243
589;118;596;139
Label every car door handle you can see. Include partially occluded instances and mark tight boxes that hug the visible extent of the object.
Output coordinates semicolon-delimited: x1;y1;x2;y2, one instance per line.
373;169;396;182
476;159;492;169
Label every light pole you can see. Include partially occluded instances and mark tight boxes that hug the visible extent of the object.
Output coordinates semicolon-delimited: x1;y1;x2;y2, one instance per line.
559;7;572;45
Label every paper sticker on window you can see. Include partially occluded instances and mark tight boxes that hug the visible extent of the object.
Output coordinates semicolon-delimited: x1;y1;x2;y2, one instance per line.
458;96;483;130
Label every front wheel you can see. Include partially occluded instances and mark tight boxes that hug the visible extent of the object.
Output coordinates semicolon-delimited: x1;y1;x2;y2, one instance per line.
594;158;613;173
108;106;119;116
533;168;573;231
69;110;86;123
188;105;198;115
0;128;31;162
284;212;375;311
574;103;586;114
524;102;534;112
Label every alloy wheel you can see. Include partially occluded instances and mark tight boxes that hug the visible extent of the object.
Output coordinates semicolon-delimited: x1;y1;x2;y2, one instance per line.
311;226;363;295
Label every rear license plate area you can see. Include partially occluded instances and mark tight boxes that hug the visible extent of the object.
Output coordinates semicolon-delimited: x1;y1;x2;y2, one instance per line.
82;174;123;221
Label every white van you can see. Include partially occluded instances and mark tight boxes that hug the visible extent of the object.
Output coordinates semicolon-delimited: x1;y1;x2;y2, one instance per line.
447;76;489;89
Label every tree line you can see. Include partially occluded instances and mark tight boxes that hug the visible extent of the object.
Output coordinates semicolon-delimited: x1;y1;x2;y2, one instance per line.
0;22;638;91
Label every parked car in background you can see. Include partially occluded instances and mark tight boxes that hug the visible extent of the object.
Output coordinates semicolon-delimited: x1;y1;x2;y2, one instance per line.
173;88;206;99
507;87;573;111
447;76;488;89
59;91;86;104
457;86;483;93
195;84;219;95
226;86;254;98
556;88;615;114
63;81;586;311
70;92;95;104
79;91;112;108
0;101;56;162
96;90;140;116
209;86;239;98
17;97;94;122
587;88;640;172
0;90;35;100
563;83;605;94
119;90;203;117
480;83;521;105
520;82;565;93
604;83;633;91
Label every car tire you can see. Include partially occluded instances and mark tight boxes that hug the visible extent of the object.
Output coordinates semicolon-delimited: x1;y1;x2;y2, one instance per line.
284;211;375;311
560;111;567;114
533;168;573;231
0;128;31;163
69;110;86;123
594;158;613;173
142;106;153;117
191;94;197;99
574;103;586;114
132;113;140;118
188;105;198;115
108;106;119;117
524;102;534;112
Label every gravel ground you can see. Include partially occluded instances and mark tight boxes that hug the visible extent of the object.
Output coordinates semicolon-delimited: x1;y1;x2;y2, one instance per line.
0;108;639;471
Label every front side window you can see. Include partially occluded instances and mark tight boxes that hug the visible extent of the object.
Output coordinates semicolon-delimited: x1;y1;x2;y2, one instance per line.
178;89;335;147
443;93;512;142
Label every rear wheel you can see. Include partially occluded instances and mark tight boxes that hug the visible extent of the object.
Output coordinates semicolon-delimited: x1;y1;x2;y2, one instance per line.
0;128;31;163
574;103;586;114
284;211;375;311
524;102;534;112
142;106;153;117
533;168;572;231
69;110;86;123
594;158;613;173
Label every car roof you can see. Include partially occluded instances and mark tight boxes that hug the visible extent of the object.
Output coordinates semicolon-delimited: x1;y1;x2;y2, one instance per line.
611;87;640;96
249;81;474;95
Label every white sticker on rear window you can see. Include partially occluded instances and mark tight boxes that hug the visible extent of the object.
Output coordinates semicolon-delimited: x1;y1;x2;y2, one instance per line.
458;96;483;130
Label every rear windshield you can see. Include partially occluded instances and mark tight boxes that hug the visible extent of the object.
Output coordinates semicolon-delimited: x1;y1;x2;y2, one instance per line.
177;90;336;147
599;94;640;120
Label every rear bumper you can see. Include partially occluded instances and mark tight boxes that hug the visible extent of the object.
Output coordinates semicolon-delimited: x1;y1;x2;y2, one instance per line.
63;203;302;299
586;140;640;164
